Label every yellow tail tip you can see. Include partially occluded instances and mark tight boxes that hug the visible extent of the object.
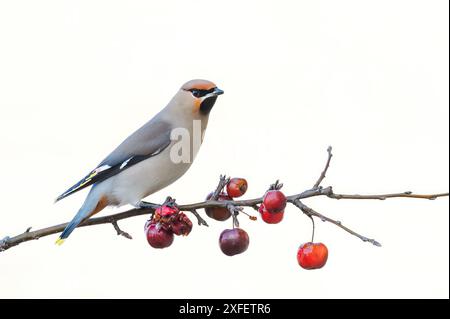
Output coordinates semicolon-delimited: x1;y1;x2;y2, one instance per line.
55;238;65;246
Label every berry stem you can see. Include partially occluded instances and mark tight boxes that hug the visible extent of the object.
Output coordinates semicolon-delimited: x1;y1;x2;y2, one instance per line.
239;210;257;221
308;215;315;243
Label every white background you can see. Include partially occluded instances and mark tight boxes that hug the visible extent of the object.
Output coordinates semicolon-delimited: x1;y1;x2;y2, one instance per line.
0;0;448;298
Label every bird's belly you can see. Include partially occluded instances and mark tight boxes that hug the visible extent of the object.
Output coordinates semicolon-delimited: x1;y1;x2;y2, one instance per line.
108;149;192;206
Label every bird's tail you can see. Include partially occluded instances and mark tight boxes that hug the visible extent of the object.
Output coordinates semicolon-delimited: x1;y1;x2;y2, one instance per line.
56;187;108;245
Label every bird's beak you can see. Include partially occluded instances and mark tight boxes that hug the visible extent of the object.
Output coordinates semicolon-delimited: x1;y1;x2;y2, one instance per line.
198;86;223;114
213;87;224;96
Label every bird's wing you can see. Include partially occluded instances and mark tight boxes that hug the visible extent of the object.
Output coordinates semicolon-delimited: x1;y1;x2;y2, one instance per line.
55;119;173;202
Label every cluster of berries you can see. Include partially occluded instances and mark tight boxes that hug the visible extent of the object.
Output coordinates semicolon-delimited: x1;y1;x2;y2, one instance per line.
144;178;328;270
144;199;192;249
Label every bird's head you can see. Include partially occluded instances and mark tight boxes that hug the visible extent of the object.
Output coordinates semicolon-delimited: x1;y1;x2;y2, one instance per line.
174;79;224;116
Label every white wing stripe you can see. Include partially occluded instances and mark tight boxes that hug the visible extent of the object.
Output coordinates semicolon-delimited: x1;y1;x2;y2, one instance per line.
151;148;162;156
120;157;133;170
94;165;112;174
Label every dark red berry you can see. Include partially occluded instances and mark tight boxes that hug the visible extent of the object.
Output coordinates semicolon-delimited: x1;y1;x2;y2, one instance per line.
170;212;193;236
146;223;174;249
219;228;250;256
205;192;232;221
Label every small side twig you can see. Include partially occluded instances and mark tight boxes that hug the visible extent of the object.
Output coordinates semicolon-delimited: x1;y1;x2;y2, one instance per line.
189;209;209;227
313;146;333;188
111;221;133;240
292;200;381;247
212;175;230;200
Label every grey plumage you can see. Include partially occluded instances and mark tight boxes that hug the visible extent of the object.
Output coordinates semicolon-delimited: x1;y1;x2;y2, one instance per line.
55;118;173;202
100;117;173;167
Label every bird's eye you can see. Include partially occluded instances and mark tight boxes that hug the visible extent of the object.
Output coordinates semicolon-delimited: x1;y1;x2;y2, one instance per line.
190;89;201;98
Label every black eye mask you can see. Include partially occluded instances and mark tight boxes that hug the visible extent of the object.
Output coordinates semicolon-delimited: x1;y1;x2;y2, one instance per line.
189;87;215;98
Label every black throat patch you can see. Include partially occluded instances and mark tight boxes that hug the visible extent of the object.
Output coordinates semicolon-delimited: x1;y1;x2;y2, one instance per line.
200;96;218;115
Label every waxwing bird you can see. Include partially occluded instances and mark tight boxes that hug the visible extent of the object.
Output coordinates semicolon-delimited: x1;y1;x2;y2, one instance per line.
55;79;224;244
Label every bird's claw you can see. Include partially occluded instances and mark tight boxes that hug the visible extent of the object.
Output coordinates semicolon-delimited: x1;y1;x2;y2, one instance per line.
138;201;160;210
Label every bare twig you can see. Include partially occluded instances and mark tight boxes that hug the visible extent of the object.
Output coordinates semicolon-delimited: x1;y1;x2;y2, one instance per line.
328;191;449;200
189;209;209;227
3;186;443;252
0;208;153;252
292;200;381;247
1;147;447;253
239;210;258;221
212;175;230;200
112;221;133;240
313;146;333;188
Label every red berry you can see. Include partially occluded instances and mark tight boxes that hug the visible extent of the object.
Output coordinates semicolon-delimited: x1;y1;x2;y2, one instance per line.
205;192;232;221
170;212;193;236
219;228;249;256
146;223;174;249
226;178;248;198
297;242;328;270
155;205;179;218
263;190;287;213
259;204;284;224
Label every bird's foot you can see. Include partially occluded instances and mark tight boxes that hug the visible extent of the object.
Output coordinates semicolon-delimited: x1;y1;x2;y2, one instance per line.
137;201;160;210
